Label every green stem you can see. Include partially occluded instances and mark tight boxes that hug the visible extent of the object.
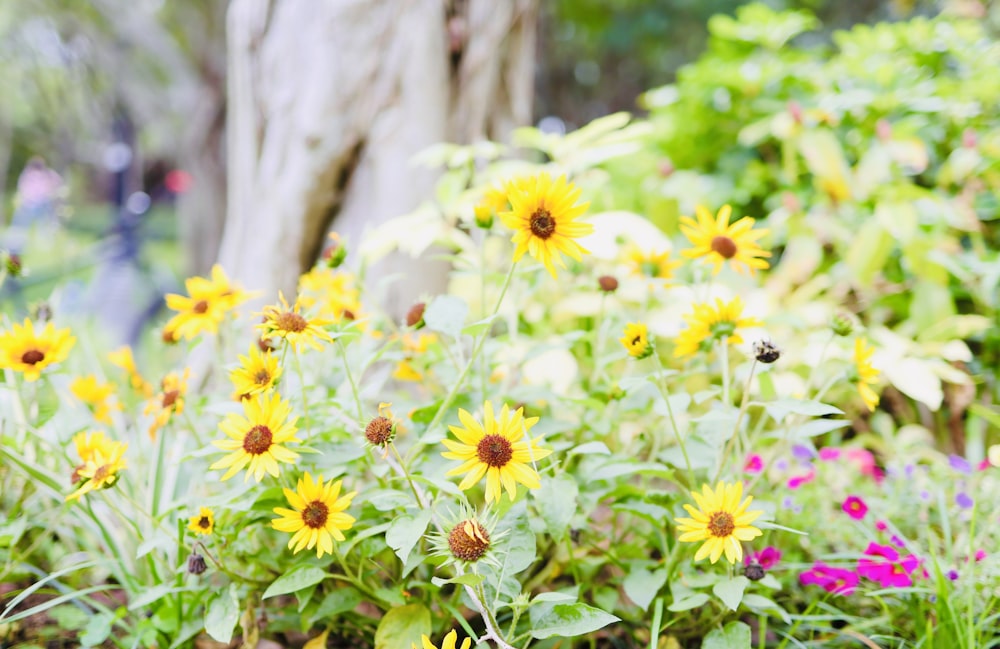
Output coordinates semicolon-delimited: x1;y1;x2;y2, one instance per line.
714;359;760;483
390;443;425;510
337;339;364;424
720;335;731;406
292;347;311;437
653;351;694;486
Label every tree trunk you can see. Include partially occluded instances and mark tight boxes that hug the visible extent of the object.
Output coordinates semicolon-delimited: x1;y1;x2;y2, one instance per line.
218;0;538;317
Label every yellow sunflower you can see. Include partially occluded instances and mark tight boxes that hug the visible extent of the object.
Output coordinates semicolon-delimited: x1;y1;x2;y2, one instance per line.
164;264;251;340
144;369;190;440
626;246;683;282
673;297;762;359
72;430;116;465
70;375;120;424
499;173;593;278
619;322;653;359
187;507;215;536
413;630;472;649
296;268;362;323
258;292;333;351
679;205;771;275
210;392;301;482
271;472;356;558
853;338;880;412
66;438;128;502
442;401;552;504
0;318;75;382
230;345;282;399
474;179;516;229
674;481;763;564
108;346;154;397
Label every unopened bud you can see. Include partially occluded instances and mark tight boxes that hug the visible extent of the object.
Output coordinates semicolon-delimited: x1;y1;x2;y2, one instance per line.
323;233;347;268
753;339;781;364
598;275;619;293
5;252;22;277
187;553;208;575
473;205;494;229
831;312;855;337
405;302;426;328
744;562;765;581
162;326;178;345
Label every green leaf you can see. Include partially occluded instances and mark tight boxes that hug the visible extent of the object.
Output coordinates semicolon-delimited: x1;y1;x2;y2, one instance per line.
535;474;578;537
623;566;667;611
313;589;363;620
0;517;26;547
205;584;240;643
262;566;327;600
713;576;749;611
567;441;611;456
500;519;537;575
431;573;485;588
374;604;431;649
80;612;114;647
762;399;843;422
423;295;469;339
781;419;851;439
668;593;711;612
846;220;894;285
529;603;620;639
385;510;432;565
703;621;752;649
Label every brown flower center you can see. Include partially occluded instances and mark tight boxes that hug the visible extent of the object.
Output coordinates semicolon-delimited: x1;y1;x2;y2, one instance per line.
632;335;643;347
253;369;271;385
365;416;394;446
197;516;210;529
242;425;273;455
275;311;308;333
707;511;736;538
529;209;556;239
710;235;738;259
477;434;513;468
302;501;329;529
21;349;45;365
447;519;491;562
162;389;180;408
193;300;209;314
92;464;112;483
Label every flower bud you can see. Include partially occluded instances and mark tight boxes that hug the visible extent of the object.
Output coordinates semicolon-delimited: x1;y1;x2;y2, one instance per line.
473;205;494;229
744;562;765;581
448;519;491;563
187;553;208;575
597;275;618;293
752;339;781;364
831;312;855;337
4;252;22;277
405;302;426;328
322;233;347;268
365;415;395;447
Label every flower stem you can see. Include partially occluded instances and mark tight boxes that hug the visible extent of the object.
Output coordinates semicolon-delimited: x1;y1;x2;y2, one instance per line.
714;358;760;483
653;351;694;486
720;335;731;406
389;442;426;510
468;582;517;649
292;346;311;437
337;339;364;424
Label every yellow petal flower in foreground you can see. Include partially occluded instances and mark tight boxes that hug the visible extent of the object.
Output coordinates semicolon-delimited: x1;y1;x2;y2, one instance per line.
442;401;551;504
413;630;472;649
230;345;282;399
108;346;154;397
70;375;120;424
72;430;116;466
258;292;333;351
0;318;75;382
673;297;762;359
187;507;215;536
210;392;301;482
272;472;356;558
499;173;593;278
674;481;763;564
853;338;880;412
620;322;653;359
164;264;251;340
66;439;128;502
679;205;770;275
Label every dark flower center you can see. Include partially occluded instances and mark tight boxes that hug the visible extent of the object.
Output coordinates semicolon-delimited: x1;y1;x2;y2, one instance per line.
92;464;112;483
253;369;271;385
21;349;45;365
243;425;273;455
365;416;394;446
276;311;308;333
632;335;643;347
198;516;210;529
193;300;209;314
302;501;329;529
529;209;556;239
707;511;736;538
710;235;738;259
447;520;491;562
477;434;513;468
162;389;180;408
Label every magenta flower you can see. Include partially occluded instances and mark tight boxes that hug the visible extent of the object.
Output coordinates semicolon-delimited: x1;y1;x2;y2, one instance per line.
745;546;782;570
787;469;815;489
875;520;888;532
845;448;885;483
799;562;858;595
744;454;764;473
974;550;986;562
842;495;868;520
818;446;841;461
857;542;920;588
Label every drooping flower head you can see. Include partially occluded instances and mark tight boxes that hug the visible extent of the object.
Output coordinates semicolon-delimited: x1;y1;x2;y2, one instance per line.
679;205;770;275
108;346;154;397
144;368;191;440
187;507;215;536
674;481;764;564
673;297;762;358
442;401;552;504
842;495;868;520
272;472;356;558
619;322;653;359
500;173;593;278
413;630;472;649
0;318;75;382
799;562;858;595
70;375;120;424
210;392;301;482
852;338;880;411
626;246;683;283
164;264;251;340
230;345;282;399
66;436;127;502
258;292;333;351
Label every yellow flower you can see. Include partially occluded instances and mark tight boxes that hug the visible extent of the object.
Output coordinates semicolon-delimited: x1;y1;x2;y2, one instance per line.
187;507;215;536
392;360;423;382
272;472;356;558
474;181;515;228
144;369;190;440
674;481;763;564
679;205;770;275
413;630;472;649
230;345;282;399
0;318;75;382
626;246;683;282
70;375;120;424
499;173;593;277
853;338;880;412
442;401;552;504
258;293;333;351
392;333;436;382
108;346;154;397
164;264;250;340
620;322;653;359
297;268;362;323
66;437;127;502
210;392;300;482
673;297;762;359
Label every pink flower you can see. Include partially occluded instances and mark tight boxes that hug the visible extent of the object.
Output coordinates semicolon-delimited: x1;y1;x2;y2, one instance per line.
857;542;920;588
744;454;764;473
787;469;815;489
818;447;841;461
875;520;888;532
842;496;868;520
799;562;858;595
974;550;987;562
845;448;885;483
745;546;782;570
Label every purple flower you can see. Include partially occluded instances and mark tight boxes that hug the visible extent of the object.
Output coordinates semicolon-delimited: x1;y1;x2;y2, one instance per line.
842;496;868;520
745;546;782;570
955;492;973;509
799;562;858;595
890;535;905;548
947;570;959;581
792;444;815;462
948;455;972;474
919;490;930;501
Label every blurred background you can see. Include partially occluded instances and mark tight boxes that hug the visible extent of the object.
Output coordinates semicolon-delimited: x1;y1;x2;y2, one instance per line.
1;0;996;344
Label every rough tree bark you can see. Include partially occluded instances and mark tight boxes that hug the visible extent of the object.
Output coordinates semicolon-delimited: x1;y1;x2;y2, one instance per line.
217;0;538;317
